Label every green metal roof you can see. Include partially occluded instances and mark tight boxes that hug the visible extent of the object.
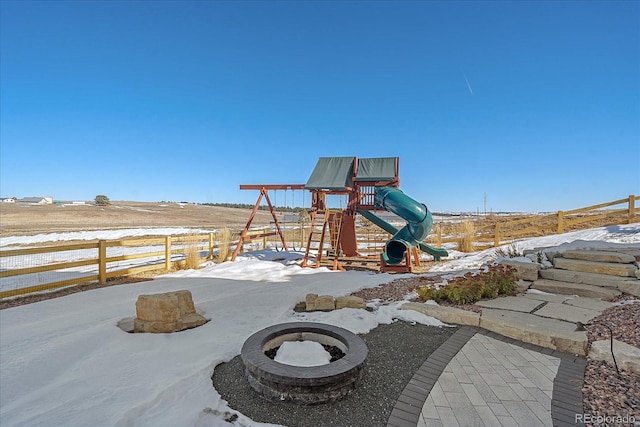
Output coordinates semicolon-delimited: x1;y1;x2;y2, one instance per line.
305;157;355;190
355;157;398;181
305;157;399;190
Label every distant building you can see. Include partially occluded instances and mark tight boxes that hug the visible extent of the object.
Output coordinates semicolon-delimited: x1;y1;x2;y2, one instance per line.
1;198;16;203
19;196;53;204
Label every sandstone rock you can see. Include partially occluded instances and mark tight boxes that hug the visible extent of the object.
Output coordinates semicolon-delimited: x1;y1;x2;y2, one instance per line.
479;308;587;355
539;268;634;288
401;302;479;326
499;259;540;281
553;258;637;277
561;250;636;264
134;290;206;333
335;296;366;310
618;281;640;297
305;293;318;311
313;295;336;311
589;339;640;375
515;280;532;294
532;279;621;299
136;293;182;322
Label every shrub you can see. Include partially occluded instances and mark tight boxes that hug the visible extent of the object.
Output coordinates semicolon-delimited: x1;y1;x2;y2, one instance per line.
95;195;110;206
417;285;441;302
456;220;475;252
494;243;522;258
417;265;516;305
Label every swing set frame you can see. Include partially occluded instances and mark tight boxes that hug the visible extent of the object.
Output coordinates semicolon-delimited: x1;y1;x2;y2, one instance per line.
230;184;306;261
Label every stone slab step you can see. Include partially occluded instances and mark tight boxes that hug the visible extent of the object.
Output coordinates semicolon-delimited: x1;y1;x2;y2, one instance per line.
401;302;480;326
563;297;616;311
476;296;543;313
560;250;636;264
539;268;638;288
479;308;587;355
553;257;637;277
532;279;621;299
619;249;640;261
532;302;601;324
523;292;574;303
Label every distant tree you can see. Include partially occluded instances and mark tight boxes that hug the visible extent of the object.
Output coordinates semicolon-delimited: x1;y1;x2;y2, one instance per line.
298;209;310;225
95;195;110;206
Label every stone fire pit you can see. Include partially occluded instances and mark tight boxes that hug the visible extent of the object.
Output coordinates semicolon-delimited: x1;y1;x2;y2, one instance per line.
240;322;368;404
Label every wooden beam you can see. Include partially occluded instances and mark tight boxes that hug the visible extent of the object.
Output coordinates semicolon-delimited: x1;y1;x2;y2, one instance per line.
239;184;306;190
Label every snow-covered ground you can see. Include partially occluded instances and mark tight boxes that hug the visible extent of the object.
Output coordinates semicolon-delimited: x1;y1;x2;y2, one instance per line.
0;224;638;427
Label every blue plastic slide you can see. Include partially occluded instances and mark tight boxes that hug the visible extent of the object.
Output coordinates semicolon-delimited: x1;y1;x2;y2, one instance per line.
358;187;448;263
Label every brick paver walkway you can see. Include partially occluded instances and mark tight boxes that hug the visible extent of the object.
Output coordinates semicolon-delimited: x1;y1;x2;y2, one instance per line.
387;327;587;427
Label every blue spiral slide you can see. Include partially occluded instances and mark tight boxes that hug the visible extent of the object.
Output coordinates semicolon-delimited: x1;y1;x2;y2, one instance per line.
358;187;448;263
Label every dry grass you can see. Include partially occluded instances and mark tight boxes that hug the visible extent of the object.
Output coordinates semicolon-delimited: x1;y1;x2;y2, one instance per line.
183;240;202;270
216;227;234;263
456;220;476;252
433;223;443;248
0;201;275;238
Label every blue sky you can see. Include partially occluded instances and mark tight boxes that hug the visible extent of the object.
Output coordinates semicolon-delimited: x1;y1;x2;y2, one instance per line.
1;0;638;213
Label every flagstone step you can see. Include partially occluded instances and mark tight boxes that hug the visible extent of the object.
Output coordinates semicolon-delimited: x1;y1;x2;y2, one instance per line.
479;308;587;355
560;250;637;264
553;257;637;277
531;279;622;299
532;302;601;324
539;268;638;288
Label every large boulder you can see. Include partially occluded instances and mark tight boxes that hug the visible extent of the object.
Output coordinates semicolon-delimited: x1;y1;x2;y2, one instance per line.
589;340;640;375
134;290;207;333
336;296;366;310
313;295;336;311
499;259;540;281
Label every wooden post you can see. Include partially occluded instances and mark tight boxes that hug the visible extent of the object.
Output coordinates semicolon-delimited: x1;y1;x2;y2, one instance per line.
412;247;421;267
232;190;266;261
165;235;172;271
208;233;214;259
98;240;107;284
629;195;635;224
557;211;564;234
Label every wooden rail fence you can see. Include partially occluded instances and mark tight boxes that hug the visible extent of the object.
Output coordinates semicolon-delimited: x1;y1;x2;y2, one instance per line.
1;195;637;299
0;229;270;299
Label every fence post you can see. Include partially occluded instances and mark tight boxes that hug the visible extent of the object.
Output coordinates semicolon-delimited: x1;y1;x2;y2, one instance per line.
629;195;636;224
557;211;564;234
494;223;501;247
165;235;172;271
98;240;107;284
262;229;267;250
209;232;214;259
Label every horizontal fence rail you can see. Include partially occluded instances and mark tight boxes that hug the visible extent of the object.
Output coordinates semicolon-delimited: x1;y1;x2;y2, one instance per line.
1;195;637;299
0;229;269;299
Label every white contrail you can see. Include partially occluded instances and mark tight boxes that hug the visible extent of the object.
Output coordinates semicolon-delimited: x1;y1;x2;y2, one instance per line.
463;72;473;95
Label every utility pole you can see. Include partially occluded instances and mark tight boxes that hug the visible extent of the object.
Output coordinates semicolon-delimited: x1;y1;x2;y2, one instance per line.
483;193;487;216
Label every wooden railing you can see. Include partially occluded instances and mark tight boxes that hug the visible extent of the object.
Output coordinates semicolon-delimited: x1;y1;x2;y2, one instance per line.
2;195;636;299
0;229;269;299
425;195;638;250
493;195;637;246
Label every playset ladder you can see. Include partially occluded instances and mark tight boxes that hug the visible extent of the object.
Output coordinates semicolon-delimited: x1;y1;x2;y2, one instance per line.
329;211;345;271
301;210;344;270
301;210;328;268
